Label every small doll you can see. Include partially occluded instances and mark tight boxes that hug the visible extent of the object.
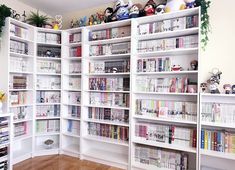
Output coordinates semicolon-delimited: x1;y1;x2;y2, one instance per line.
190;60;198;70
223;84;232;94
200;83;207;93
104;7;114;23
113;0;132;20
129;4;142;18
184;0;196;8
232;85;235;94
144;0;156;16
155;4;166;15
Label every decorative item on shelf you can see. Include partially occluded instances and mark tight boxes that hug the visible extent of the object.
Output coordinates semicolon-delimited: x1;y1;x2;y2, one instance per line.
113;0;132;21
77;16;87;27
187;82;197;93
190;60;198;70
18;111;26;120
55;15;63;29
165;0;186;13
232;85;235;94
104;7;114;23
223;84;231;94
0;91;6;113
155;4;166;15
171;65;182;71
70;19;74;28
44;139;54;149
207;68;222;94
184;0;196;8
27;10;50;27
0;4;11;34
22;11;27;22
144;0;156;16
10;9;21;20
52;21;59;30
200;82;207;93
129;4;142;18
97;12;104;24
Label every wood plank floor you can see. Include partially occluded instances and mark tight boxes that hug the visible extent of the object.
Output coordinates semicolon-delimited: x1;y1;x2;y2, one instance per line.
13;155;123;170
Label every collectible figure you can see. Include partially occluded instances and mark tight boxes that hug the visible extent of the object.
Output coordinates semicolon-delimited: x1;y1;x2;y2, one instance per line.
144;0;156;16
190;60;198;70
113;0;132;20
200;83;207;93
77;16;87;27
232;85;235;94
155;4;166;15
223;84;232;94
70;20;74;28
22;11;26;22
184;0;196;8
207;68;222;94
97;12;104;24
129;4;142;18
104;7;114;23
165;0;186;13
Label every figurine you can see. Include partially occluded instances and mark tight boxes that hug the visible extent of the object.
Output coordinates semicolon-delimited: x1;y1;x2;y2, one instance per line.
52;21;59;30
223;84;232;94
104;7;114;23
232;85;235;94
113;0;132;20
97;12;104;24
22;11;26;22
144;0;156;16
78;16;87;27
165;0;186;13
55;15;63;29
171;65;182;71
200;83;207;93
88;15;93;25
70;20;74;28
207;68;222;94
129;4;142;18
155;4;166;15
190;60;198;70
184;0;196;8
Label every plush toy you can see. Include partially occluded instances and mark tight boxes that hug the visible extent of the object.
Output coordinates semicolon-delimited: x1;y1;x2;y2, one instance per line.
104;7;114;23
96;12;104;24
144;0;156;16
223;84;232;94
113;0;132;20
77;16;87;27
155;4;166;15
129;4;142;18
165;0;186;13
184;0;196;8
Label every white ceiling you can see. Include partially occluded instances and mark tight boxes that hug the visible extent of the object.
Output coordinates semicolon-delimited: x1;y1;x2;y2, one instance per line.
18;0;114;15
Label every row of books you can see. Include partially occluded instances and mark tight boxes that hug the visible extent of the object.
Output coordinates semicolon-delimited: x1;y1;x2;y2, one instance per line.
139;15;198;35
67;120;80;135
90;42;130;56
69;33;81;43
136;99;197;122
67;92;81;104
10;24;29;39
69;46;82;57
0;120;9;145
10;75;27;89
201;103;235;124
37;46;61;58
0;160;8;170
88;122;129;141
68;77;81;90
36;105;60;118
89;60;130;73
14;122;27;137
0;146;8;158
90;92;130;107
36;119;60;133
89;26;131;41
68;106;81;118
135;123;197;148
89;77;130;91
88;107;129;123
37;32;61;44
69;62;81;74
136;76;196;93
10;91;27;105
10;40;28;55
11;106;31;121
36;91;60;103
137;57;171;73
37;60;61;74
201;129;235;153
37;76;61;89
138;35;198;53
10;57;30;73
135;144;189;170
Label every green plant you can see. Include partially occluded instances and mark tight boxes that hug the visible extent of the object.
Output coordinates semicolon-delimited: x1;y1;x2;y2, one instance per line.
195;0;212;51
27;10;50;27
0;4;11;34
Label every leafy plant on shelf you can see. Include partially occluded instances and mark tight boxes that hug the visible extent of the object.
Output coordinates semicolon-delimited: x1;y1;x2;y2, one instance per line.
27;10;50;27
195;0;212;51
0;4;11;34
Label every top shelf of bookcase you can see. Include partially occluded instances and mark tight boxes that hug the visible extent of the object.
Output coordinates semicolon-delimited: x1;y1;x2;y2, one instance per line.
8;18;34;30
135;7;200;25
201;93;235;98
37;27;62;34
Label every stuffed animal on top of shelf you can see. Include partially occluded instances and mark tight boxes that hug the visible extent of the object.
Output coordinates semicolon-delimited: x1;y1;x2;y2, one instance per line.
113;0;133;20
184;0;196;8
77;16;87;27
144;0;156;16
165;0;186;13
155;4;166;15
129;3;142;18
104;7;114;23
96;12;104;24
207;68;222;94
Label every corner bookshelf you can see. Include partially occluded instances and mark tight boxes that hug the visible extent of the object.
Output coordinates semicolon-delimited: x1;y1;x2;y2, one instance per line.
0;18;35;164
199;93;235;170
81;20;131;169
34;28;62;156
130;7;200;170
61;27;82;157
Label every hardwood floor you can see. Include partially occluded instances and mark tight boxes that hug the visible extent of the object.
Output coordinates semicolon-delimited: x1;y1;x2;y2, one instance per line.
13;155;123;170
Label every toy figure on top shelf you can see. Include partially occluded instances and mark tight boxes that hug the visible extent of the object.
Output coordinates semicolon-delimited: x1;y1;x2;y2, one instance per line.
104;7;114;23
77;16;87;27
184;0;196;8
200;83;207;93
97;12;104;24
143;0;156;16
165;0;186;13
155;4;166;15
129;4;142;18
113;0;132;21
223;84;231;94
207;68;222;94
190;60;198;70
232;85;235;94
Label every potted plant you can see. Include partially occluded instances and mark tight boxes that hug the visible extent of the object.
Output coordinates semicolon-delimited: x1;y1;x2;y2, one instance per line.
27;10;50;27
0;4;11;34
0;91;6;113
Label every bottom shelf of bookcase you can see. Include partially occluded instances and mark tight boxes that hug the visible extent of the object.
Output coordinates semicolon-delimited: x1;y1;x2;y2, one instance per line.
62;144;80;155
83;148;128;169
132;162;172;170
200;149;235;160
13;151;32;165
34;145;60;157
